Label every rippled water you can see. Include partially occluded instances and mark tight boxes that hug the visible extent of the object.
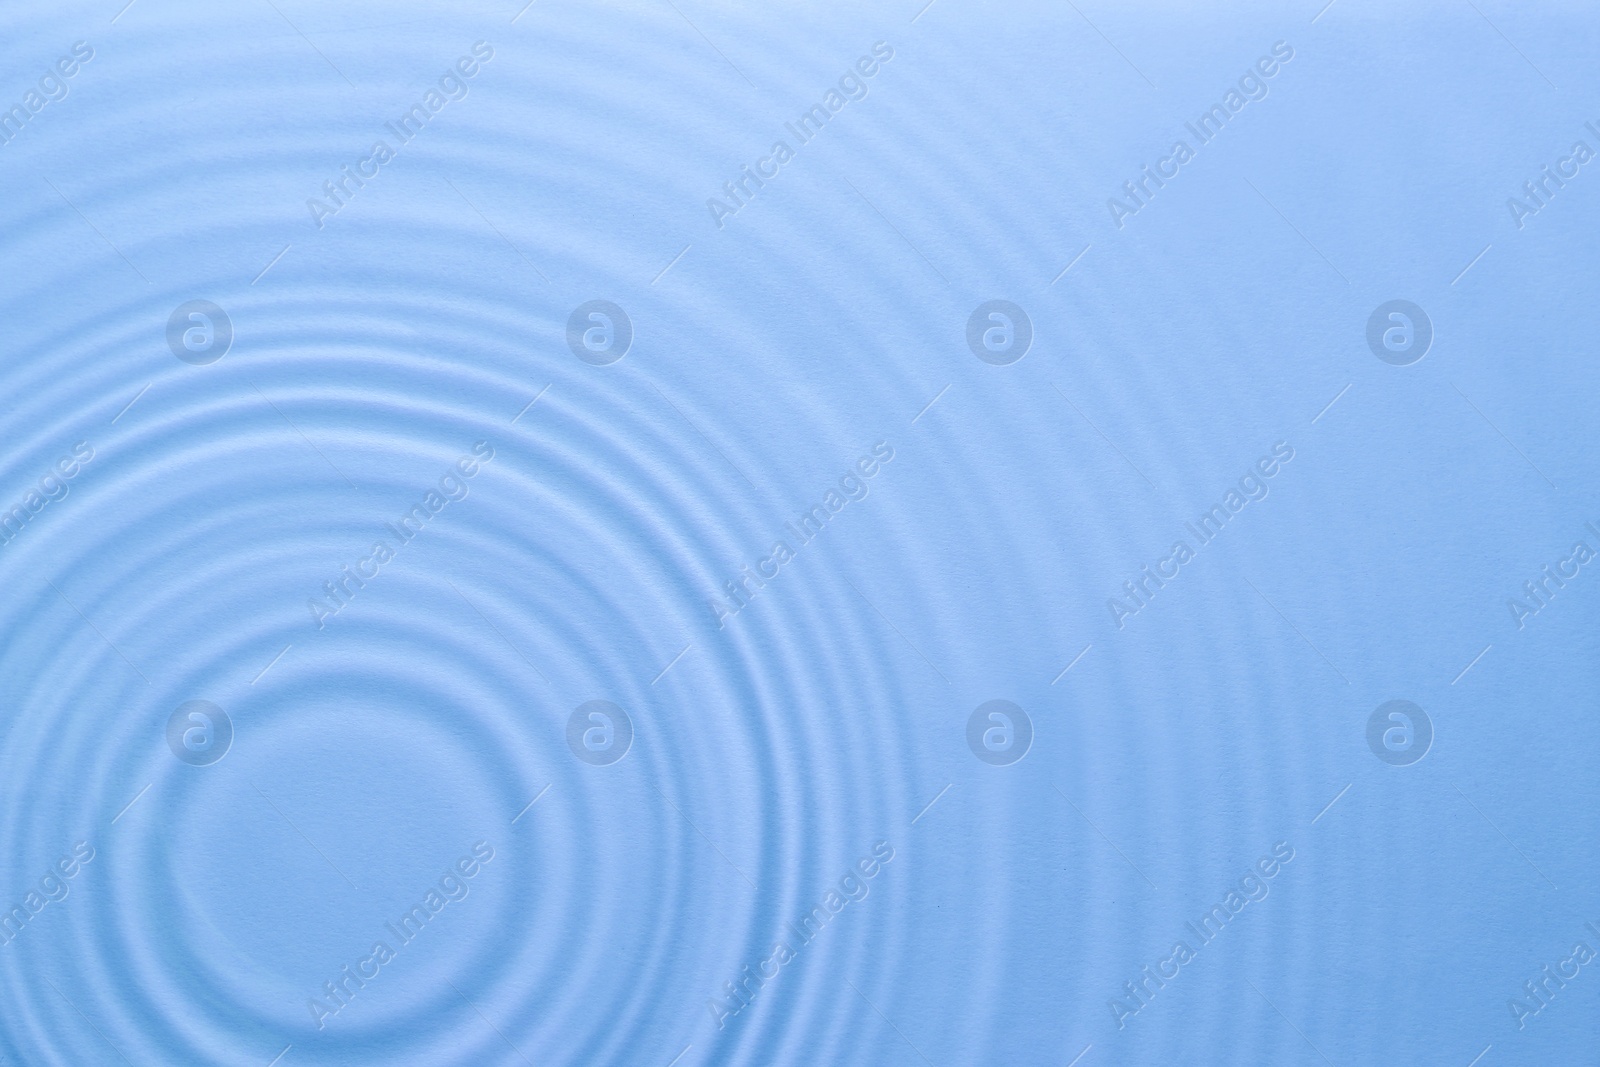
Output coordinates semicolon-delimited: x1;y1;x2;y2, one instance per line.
2;0;1598;1064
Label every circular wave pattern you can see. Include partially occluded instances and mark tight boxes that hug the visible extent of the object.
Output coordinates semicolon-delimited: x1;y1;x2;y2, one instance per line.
0;0;1450;1065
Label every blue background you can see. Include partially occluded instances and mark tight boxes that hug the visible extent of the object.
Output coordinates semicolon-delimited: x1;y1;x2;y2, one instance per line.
1;0;1597;1064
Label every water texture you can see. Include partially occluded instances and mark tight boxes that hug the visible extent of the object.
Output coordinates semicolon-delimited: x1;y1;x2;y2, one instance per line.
0;1;1597;1065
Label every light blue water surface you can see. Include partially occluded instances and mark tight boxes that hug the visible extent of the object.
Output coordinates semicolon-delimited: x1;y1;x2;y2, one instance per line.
1;1;1598;1064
